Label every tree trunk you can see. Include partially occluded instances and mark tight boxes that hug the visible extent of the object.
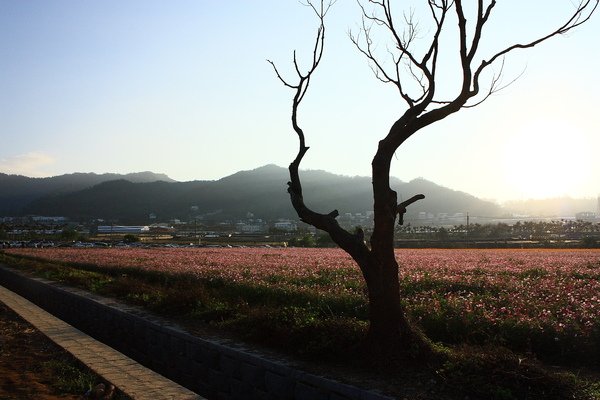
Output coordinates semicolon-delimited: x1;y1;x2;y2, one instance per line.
363;132;431;358
363;256;408;345
360;253;432;361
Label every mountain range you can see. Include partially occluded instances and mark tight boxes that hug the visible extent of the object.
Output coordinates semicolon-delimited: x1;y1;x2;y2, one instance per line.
0;165;596;223
0;171;173;216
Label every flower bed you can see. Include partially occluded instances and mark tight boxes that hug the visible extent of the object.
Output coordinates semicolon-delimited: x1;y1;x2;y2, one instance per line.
5;247;600;362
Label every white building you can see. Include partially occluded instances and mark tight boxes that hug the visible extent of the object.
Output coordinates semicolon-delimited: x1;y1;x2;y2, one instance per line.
97;226;150;234
274;220;298;232
31;216;68;223
236;221;267;234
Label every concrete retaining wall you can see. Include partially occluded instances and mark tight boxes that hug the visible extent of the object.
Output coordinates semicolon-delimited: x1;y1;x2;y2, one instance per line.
0;264;395;400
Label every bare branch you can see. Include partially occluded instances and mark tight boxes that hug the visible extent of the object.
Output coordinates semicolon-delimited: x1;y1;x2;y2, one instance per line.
463;59;526;108
269;0;370;261
356;0;390;29
422;0;450;66
471;0;599;98
351;2;421;106
412;0;598;134
384;4;429;79
407;62;428;103
352;0;451;112
397;194;425;225
267;60;298;89
467;0;497;63
349;18;404;93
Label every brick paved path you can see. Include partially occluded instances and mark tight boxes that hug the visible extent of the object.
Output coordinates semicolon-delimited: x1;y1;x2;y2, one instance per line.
0;284;205;400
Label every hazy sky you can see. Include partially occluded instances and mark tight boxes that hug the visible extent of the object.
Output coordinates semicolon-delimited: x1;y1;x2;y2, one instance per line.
1;1;599;202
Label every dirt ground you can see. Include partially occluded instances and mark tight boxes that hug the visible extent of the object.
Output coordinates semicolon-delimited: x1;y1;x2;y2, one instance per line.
0;301;89;400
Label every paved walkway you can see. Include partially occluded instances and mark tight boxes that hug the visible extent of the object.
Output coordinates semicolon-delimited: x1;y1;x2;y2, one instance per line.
0;284;205;400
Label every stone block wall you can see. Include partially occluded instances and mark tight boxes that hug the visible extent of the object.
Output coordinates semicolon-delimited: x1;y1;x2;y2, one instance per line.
0;264;395;400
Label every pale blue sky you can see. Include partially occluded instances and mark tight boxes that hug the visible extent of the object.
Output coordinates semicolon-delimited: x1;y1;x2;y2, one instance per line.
1;1;599;202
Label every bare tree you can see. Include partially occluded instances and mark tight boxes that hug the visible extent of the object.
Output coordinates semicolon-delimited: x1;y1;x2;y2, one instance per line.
269;0;598;356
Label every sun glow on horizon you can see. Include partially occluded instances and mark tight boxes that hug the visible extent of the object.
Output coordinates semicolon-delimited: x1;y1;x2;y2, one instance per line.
502;118;592;200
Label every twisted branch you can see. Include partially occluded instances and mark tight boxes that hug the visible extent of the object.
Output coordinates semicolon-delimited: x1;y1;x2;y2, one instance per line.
268;1;370;263
397;194;425;225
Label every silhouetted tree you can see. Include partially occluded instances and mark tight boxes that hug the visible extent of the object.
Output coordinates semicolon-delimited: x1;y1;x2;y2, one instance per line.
61;227;79;241
269;0;598;357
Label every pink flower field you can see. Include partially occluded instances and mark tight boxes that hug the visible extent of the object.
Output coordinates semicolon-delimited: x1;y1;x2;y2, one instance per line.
5;247;600;338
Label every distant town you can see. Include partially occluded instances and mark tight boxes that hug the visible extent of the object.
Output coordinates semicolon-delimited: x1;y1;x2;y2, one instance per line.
2;199;600;249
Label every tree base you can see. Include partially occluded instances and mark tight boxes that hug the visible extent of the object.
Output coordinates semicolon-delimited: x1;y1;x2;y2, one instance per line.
360;321;444;369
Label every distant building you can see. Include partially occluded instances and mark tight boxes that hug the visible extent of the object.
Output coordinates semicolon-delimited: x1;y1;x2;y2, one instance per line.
149;223;175;234
274;220;298;232
418;212;427;220
236;220;267;234
30;216;68;224
97;226;150;234
575;212;597;222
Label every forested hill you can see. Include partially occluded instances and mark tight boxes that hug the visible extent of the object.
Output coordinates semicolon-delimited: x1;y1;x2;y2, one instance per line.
14;165;501;223
0;171;174;215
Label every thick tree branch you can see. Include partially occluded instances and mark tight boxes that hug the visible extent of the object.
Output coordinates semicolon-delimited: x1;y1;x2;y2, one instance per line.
353;0;598;150
269;1;370;264
467;0;496;62
397;194;425;225
412;0;598;135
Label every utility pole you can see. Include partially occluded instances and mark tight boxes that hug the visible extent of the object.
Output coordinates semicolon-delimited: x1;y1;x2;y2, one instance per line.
466;212;470;243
